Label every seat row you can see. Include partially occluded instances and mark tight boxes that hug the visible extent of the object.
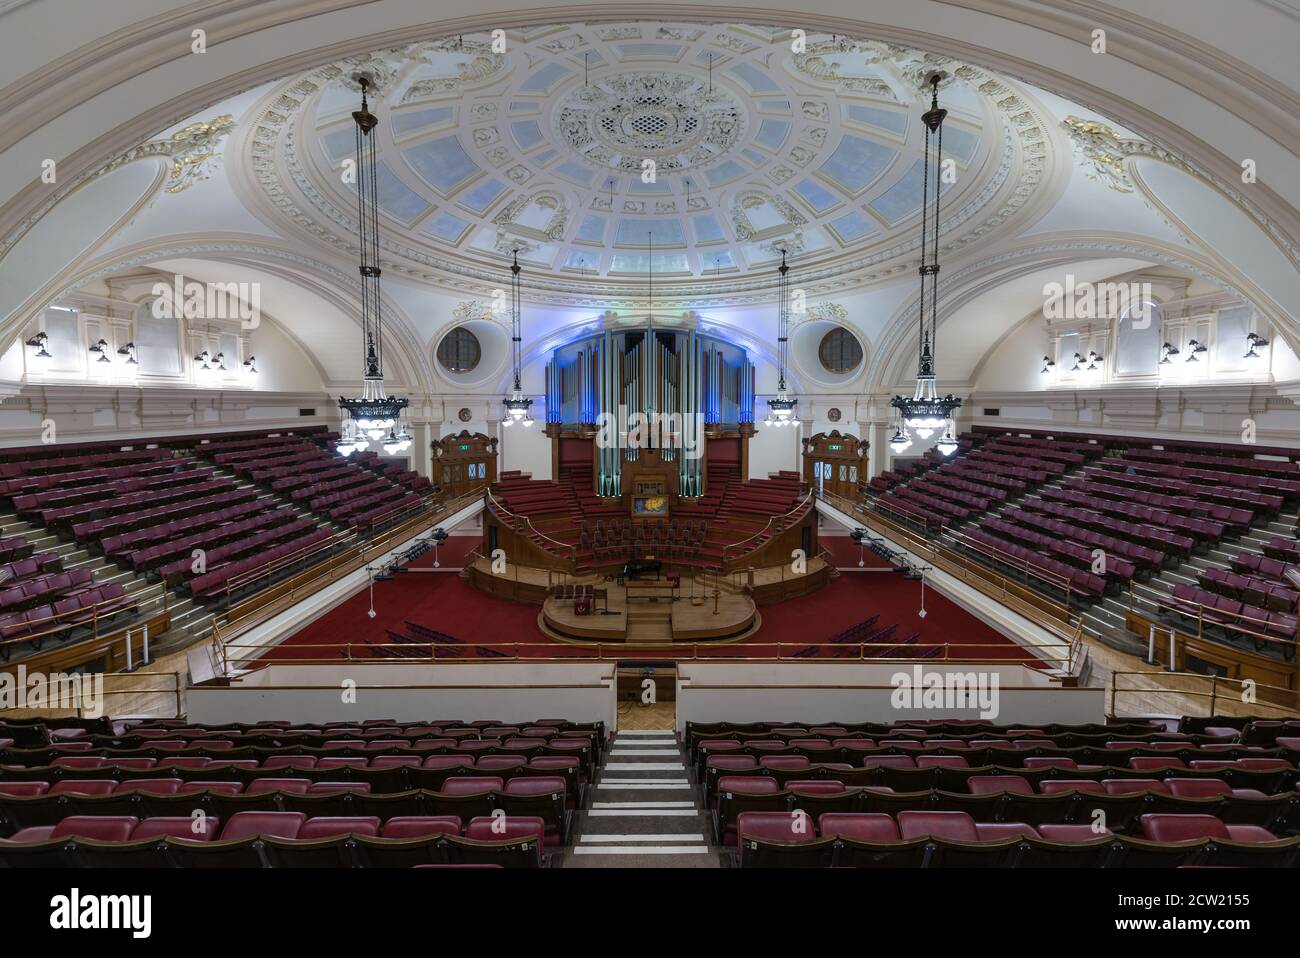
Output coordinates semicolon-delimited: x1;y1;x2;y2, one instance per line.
0;812;549;868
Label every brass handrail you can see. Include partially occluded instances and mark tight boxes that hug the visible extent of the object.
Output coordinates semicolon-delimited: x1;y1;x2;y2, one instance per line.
1109;669;1300;719
0;581;171;653
1122;580;1299;655
226;637;1075;669
722;491;814;563
484;490;577;559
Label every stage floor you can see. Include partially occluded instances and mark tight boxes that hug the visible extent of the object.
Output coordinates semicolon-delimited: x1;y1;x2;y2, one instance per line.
540;575;759;646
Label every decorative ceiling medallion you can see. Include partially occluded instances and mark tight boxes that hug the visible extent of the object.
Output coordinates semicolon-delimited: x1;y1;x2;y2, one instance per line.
230;21;1069;303
827;407;842;421
458;407;473;422
555;72;744;175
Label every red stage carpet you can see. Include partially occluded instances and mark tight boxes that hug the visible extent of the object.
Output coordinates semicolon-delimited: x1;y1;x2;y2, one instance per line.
265;556;1037;665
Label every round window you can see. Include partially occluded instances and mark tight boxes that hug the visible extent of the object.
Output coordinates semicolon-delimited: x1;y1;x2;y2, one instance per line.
818;327;863;374
437;327;481;373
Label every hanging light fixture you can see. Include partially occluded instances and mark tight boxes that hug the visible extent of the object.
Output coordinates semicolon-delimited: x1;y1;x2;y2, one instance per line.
1040;356;1056;375
1244;331;1269;359
1160;342;1179;364
764;248;797;428
116;342;138;365
500;248;533;427
242;355;258;374
337;75;409;454
1070;352;1084;372
1186;339;1208;362
889;73;961;455
1086;349;1103;371
89;338;111;363
194;348;211;371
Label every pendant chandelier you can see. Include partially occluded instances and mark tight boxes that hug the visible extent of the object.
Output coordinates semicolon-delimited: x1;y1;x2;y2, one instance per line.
338;76;411;457
890;73;961;457
764;248;797;427
500;249;533;427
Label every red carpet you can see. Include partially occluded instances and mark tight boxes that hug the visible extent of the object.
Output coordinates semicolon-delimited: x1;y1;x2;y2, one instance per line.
267;560;1036;665
406;535;479;569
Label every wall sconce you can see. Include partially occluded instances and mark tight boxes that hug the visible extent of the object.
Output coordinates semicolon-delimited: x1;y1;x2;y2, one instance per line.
194;349;211;370
88;338;111;363
117;342;139;365
1160;342;1180;364
1244;332;1269;360
1070;352;1083;372
1086;350;1103;370
26;332;52;359
1186;339;1208;362
213;351;228;371
1040;356;1056;375
242;355;258;374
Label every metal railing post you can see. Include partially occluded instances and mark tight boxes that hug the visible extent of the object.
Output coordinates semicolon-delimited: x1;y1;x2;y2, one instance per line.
123;627;134;672
1208;675;1218;717
173;671;183;718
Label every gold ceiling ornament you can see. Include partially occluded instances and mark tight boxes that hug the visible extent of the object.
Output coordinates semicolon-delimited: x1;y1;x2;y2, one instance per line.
1061;115;1134;193
162;114;236;193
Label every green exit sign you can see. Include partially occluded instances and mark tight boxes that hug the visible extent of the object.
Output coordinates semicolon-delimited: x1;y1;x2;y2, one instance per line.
827;443;843;451
457;443;471;451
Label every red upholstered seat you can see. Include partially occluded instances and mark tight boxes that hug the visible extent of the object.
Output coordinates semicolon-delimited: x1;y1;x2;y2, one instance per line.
716;775;779;795
297;817;382;839
1130;757;1186;771
52;756;104;769
737;811;814;843
1038;780;1106;795
476;756;527;771
423;756;476;770
369;756;421;768
1022;757;1077;769
307;782;372;794
315;757;369;769
110;778;181;795
916;755;969;768
786;780;845;795
0;781;48;796
175;781;243;795
503;776;565;797
1103;778;1171;795
441;776;504;795
219;811;306;841
48;780;117;796
131;817;221;841
1141;814;1278;843
465;815;544;843
859;755;916;769
261;756;318;769
50;816;140;841
973;822;1038;841
817;813;900;841
1166;779;1234;799
245;778;312;795
381;816;462;838
897;811;978;842
706;756;759;771
1038;824;1112;842
758;756;810;770
967;775;1033;795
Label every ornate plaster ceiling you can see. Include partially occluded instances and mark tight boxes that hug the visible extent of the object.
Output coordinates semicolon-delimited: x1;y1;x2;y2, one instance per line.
236;21;1057;300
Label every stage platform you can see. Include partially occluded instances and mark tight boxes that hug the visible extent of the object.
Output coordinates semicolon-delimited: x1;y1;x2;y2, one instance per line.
540;577;759;646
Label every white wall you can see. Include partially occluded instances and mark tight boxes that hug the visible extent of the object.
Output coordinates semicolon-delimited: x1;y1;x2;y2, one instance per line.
187;662;617;727
676;661;1103;730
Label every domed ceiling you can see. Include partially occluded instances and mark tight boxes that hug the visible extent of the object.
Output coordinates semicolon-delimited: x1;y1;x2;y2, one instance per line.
238;21;1056;300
